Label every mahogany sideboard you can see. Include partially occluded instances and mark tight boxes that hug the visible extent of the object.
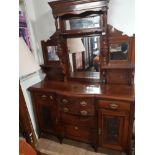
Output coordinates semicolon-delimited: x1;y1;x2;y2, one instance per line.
29;80;134;155
29;0;135;155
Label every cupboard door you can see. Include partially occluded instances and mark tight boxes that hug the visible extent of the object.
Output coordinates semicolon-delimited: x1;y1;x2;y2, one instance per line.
38;104;55;133
98;109;129;151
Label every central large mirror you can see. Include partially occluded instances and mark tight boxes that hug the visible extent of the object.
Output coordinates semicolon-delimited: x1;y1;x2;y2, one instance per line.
67;36;100;79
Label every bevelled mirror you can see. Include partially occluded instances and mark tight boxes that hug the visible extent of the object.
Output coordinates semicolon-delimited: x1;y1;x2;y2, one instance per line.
67;36;100;79
109;42;129;61
47;46;59;61
65;15;101;30
41;39;60;65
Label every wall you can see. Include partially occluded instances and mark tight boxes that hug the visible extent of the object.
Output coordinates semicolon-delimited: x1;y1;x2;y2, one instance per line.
108;0;135;36
24;0;56;65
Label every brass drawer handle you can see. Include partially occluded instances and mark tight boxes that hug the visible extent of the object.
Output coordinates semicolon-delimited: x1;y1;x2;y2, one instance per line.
80;110;88;116
109;103;118;109
62;99;68;103
63;107;69;113
74;126;78;130
50;95;53;100
56;118;58;124
41;95;47;100
80;101;87;106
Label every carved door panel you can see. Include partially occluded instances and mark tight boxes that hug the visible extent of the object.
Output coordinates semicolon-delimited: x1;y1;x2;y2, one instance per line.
98;109;129;151
38;103;56;133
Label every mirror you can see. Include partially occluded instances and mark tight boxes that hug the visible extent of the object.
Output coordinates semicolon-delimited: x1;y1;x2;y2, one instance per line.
67;36;100;73
65;15;101;30
47;46;59;61
109;42;129;60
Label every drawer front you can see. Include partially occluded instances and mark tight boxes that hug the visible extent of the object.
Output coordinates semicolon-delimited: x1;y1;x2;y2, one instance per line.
78;98;95;115
34;92;55;105
64;124;92;142
59;95;94;115
62;113;95;127
98;100;130;111
59;96;78;114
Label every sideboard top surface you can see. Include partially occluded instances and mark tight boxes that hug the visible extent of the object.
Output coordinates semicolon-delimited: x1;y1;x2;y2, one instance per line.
29;80;134;102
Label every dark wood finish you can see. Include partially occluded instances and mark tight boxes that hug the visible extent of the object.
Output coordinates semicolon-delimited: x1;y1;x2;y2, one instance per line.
29;80;134;155
98;100;131;111
58;94;96;145
101;25;135;84
98;109;129;151
105;69;134;85
61;28;103;36
47;0;109;82
41;32;59;65
98;99;131;151
58;94;95;116
32;91;62;138
49;0;108;18
42;1;134;84
108;35;134;65
29;81;134;102
62;113;95;127
41;64;64;81
30;0;135;155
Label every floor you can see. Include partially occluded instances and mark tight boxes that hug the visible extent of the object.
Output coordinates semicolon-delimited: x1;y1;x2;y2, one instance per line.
36;136;126;155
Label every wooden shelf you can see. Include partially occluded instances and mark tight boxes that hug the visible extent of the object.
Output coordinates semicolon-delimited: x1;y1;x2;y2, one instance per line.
101;64;135;69
61;28;104;36
69;71;101;82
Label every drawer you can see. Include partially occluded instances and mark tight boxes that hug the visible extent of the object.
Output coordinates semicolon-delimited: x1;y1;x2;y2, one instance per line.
62;113;95;127
60;104;78;114
59;96;77;114
59;95;95;115
34;92;55;105
64;124;92;142
61;106;95;116
78;98;95;115
98;100;130;111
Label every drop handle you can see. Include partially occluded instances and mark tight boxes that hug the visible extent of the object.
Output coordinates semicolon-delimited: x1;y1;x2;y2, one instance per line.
62;99;68;103
74;126;78;130
80;110;88;116
63;107;69;113
41;95;47;100
80;101;87;106
50;95;53;100
109;103;118;109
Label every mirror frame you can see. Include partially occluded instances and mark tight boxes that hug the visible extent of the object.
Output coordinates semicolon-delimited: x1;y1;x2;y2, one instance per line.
64;14;102;31
59;13;106;82
60;12;106;35
41;38;60;65
108;35;134;65
64;34;102;82
67;36;100;72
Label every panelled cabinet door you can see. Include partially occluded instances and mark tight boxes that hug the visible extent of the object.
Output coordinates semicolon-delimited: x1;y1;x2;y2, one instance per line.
98;109;129;151
34;92;58;133
38;103;55;133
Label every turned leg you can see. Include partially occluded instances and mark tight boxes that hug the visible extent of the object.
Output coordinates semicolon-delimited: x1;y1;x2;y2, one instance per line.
57;136;63;144
91;144;98;152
